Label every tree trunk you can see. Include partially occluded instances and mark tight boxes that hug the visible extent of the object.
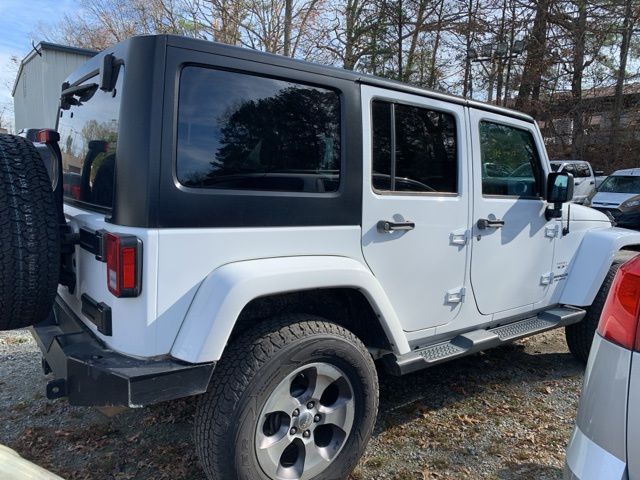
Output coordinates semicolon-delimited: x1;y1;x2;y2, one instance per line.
516;0;550;111
571;1;587;159
397;0;404;80
609;0;634;163
404;0;428;82
427;0;445;88
283;0;292;56
462;0;474;98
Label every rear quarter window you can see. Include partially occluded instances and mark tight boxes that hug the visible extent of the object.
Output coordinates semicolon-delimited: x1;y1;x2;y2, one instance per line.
176;67;341;193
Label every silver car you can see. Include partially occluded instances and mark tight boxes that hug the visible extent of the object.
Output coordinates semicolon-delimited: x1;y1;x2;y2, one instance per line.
565;253;640;479
589;168;640;230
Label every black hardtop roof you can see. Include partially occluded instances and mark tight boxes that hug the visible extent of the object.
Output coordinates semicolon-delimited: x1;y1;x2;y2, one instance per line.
69;34;534;123
163;34;534;123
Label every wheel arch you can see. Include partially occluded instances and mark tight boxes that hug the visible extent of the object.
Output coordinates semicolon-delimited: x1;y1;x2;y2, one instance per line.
560;227;640;307
170;256;410;363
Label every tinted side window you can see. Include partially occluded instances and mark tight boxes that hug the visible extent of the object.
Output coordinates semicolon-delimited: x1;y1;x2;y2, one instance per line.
372;100;457;193
177;67;341;192
479;121;543;198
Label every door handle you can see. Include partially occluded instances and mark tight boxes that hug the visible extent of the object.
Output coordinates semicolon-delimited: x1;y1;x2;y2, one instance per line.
377;220;415;233
477;218;505;230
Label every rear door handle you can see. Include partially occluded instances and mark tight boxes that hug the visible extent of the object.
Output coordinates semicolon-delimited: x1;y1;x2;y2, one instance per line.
377;220;415;233
477;218;505;229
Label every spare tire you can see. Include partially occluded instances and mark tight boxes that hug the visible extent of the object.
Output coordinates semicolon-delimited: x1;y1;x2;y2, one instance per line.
0;134;60;330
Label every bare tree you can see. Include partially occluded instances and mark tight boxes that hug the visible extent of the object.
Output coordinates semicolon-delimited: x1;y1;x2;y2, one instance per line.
609;0;640;162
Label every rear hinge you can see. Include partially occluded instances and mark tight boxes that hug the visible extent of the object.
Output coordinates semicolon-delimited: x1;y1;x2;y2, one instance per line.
446;286;466;304
449;229;469;246
540;272;554;285
59;223;79;293
545;224;560;238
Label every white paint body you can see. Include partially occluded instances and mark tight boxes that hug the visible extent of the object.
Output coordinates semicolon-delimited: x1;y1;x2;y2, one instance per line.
59;86;640;365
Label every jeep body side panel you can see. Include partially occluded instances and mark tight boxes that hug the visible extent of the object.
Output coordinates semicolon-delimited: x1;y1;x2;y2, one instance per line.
170;255;410;363
155;226;386;356
560;227;640;306
58;205;161;357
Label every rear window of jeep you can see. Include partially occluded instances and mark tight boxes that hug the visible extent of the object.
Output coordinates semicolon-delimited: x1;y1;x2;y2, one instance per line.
58;69;123;210
176;67;341;192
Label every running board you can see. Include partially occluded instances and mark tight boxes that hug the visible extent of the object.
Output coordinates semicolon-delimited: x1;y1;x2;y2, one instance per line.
389;306;586;375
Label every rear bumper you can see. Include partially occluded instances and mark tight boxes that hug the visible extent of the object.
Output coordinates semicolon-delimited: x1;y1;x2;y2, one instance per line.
564;334;630;480
564;426;627;480
31;297;215;407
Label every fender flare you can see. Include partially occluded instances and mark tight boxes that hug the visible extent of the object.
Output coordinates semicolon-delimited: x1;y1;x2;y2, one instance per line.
170;256;410;363
560;227;640;306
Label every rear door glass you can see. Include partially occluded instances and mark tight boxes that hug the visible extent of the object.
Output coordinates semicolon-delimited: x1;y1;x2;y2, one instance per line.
58;68;123;210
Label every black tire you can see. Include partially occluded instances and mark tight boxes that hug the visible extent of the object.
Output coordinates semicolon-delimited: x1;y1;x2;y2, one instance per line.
194;315;379;480
565;255;635;362
0;134;60;330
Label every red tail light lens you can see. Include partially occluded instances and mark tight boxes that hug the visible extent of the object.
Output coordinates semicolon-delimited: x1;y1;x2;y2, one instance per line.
104;232;142;297
597;256;640;350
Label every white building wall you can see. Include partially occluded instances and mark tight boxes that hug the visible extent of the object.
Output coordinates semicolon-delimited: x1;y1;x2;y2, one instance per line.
13;56;45;131
13;48;94;132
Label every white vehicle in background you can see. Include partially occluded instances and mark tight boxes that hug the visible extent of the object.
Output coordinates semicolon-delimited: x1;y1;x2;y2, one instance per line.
550;160;596;204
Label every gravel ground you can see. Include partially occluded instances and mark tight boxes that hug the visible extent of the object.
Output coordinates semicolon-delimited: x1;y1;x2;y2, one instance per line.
0;328;583;480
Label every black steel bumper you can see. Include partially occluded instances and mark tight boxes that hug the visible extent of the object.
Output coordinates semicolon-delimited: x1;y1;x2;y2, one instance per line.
31;298;215;407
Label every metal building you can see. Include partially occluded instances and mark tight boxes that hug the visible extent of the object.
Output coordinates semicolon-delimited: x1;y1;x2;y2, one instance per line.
12;42;96;132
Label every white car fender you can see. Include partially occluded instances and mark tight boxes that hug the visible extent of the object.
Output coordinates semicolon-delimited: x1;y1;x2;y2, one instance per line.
170;256;410;363
560;227;640;306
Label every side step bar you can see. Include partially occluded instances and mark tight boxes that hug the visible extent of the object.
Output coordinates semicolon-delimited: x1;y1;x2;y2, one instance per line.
388;306;586;375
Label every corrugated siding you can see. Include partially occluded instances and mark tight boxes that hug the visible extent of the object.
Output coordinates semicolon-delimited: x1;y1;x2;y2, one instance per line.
13;56;44;131
13;49;94;131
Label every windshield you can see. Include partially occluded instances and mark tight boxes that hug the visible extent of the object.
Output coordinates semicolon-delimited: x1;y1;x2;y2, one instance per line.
598;175;640;194
58;67;123;210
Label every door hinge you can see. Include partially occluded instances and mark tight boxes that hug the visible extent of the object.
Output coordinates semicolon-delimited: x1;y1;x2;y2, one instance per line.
446;287;466;304
449;230;469;246
540;272;555;285
545;224;560;238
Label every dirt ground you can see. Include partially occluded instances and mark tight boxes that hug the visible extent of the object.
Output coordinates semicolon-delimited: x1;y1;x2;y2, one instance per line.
0;328;583;480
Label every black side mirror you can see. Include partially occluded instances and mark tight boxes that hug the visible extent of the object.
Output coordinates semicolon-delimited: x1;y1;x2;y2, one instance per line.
545;172;574;220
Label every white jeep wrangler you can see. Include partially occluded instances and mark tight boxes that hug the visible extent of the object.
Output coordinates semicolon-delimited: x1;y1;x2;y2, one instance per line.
1;35;639;480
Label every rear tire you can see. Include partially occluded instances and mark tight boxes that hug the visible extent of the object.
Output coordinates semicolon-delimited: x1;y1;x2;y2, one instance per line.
565;254;637;363
0;134;60;330
194;314;379;480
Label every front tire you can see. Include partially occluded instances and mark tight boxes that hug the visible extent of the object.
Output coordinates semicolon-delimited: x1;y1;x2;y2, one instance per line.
194;315;379;480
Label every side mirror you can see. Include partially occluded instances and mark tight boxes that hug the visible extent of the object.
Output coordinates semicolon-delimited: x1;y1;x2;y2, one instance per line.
545;172;574;220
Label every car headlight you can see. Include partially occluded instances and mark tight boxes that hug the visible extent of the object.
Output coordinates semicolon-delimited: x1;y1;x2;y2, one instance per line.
622;198;640;208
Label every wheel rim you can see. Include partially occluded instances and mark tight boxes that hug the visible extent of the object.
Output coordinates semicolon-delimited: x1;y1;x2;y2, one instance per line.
255;362;355;480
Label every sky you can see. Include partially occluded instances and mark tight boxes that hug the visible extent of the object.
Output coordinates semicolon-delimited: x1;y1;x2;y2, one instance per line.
0;0;78;126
